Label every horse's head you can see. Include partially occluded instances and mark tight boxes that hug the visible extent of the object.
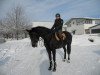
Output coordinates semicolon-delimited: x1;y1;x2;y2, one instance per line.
26;29;39;47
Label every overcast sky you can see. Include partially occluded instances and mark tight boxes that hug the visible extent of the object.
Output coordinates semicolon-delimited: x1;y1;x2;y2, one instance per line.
0;0;100;22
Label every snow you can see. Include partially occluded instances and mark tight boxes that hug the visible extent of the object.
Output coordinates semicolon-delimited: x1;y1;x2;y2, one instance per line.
72;34;100;46
0;35;100;75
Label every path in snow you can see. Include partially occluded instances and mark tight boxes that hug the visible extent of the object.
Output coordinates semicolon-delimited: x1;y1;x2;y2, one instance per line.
0;35;100;75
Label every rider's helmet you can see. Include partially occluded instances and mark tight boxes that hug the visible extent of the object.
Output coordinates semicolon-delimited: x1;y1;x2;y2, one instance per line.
55;13;60;17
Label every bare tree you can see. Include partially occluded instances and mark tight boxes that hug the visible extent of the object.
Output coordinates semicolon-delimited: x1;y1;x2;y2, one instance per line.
0;20;7;38
5;6;30;40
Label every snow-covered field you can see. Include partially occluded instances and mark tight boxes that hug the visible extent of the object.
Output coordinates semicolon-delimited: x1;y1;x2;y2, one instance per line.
0;34;100;75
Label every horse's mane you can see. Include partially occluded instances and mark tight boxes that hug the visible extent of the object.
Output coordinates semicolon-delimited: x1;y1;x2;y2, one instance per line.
36;26;51;30
31;26;51;33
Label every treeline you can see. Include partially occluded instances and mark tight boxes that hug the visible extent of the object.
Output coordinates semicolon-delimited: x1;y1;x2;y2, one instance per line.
0;6;32;40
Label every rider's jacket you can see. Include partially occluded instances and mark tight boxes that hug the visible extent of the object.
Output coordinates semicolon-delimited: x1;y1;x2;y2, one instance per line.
51;18;63;32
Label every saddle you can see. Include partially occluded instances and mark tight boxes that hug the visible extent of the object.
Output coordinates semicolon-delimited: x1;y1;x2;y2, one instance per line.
55;32;66;41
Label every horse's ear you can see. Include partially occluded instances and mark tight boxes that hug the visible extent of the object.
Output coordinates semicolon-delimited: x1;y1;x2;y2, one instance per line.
26;29;30;32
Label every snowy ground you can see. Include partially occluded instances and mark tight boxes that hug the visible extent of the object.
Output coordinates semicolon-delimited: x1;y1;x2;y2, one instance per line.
0;34;100;75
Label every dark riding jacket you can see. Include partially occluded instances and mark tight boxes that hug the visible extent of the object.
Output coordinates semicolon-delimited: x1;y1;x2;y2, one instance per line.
51;18;63;32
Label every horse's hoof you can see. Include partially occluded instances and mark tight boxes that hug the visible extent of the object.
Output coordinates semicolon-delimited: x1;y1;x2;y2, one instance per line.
48;67;52;71
63;59;66;62
52;68;56;72
67;60;70;63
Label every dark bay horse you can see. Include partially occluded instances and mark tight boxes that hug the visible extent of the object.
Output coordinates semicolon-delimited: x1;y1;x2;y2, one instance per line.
26;26;72;72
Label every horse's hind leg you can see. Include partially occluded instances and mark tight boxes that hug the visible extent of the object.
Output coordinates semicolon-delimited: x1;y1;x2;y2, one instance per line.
63;46;67;62
67;43;71;63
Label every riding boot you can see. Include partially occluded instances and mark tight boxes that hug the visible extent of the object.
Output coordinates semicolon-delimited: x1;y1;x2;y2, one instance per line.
59;32;63;39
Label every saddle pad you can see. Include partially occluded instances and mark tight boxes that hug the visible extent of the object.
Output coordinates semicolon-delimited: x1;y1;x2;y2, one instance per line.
55;32;66;41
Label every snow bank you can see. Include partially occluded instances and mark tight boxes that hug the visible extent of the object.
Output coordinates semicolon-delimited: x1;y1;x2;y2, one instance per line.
0;38;6;43
72;34;100;46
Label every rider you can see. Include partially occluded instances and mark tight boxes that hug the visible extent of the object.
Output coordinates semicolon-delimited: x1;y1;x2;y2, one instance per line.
51;13;63;33
51;13;64;40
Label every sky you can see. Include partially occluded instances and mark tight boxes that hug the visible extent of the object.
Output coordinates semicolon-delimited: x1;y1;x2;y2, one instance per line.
0;0;100;22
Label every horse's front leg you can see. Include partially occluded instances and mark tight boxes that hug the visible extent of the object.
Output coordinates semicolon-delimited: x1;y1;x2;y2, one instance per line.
46;49;52;70
52;50;57;72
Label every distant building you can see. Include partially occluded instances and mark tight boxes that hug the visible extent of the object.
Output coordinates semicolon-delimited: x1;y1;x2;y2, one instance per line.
89;24;100;34
65;18;100;34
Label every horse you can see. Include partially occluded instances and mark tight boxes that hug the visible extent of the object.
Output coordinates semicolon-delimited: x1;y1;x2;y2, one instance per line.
26;26;72;72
